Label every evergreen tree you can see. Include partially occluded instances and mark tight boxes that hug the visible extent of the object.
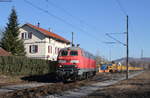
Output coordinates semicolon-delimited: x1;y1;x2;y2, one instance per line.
1;8;26;56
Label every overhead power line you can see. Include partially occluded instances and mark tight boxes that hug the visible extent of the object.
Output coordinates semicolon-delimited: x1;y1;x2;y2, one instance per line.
115;0;127;15
45;0;98;31
105;33;126;46
24;0;78;31
106;33;126;35
0;0;12;2
23;0;103;45
114;0;130;79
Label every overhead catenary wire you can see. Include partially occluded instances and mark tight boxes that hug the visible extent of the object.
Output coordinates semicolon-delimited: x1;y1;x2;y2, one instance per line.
115;0;127;16
106;33;126;35
45;0;98;31
115;0;134;31
115;0;140;57
105;33;126;46
24;0;80;32
0;0;12;2
105;0;128;45
23;0;103;46
45;0;103;45
114;0;129;79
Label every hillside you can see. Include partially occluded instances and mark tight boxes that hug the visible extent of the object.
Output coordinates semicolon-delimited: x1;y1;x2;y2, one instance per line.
114;57;150;69
115;57;150;63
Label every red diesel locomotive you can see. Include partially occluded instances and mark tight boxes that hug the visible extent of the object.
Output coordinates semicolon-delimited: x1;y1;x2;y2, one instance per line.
56;46;96;81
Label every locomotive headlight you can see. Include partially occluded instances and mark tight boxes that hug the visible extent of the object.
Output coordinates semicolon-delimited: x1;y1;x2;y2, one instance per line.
59;65;63;67
70;60;79;63
58;60;66;63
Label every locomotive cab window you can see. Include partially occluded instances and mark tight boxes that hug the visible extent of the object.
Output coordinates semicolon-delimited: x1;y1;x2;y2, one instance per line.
70;51;78;56
60;50;68;56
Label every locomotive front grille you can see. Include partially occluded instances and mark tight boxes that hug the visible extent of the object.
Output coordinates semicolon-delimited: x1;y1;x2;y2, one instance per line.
57;65;78;78
57;65;78;71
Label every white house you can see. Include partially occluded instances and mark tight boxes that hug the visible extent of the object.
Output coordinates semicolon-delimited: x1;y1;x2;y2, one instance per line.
19;23;70;60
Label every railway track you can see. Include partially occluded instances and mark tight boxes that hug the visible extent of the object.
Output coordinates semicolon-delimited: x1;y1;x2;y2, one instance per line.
52;71;143;98
0;71;143;98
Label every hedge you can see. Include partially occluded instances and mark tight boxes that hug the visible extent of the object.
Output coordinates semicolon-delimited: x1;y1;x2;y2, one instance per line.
0;56;57;75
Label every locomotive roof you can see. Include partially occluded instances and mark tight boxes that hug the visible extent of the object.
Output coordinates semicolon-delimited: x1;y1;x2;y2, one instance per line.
61;47;96;60
61;47;82;51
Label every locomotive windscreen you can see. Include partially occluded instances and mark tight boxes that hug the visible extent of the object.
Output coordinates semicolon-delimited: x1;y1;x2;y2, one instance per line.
70;51;78;56
60;50;68;56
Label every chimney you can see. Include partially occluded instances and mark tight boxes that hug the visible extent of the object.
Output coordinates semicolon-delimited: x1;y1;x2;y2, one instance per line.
48;28;53;32
37;22;40;27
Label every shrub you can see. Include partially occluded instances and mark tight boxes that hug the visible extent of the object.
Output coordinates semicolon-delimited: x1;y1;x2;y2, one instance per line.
0;56;57;75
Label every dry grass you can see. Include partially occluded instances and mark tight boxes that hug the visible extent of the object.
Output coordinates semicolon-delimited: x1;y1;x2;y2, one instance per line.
0;75;26;87
85;70;150;98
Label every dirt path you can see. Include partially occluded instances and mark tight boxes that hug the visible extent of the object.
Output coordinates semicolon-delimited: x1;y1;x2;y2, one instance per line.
84;70;150;98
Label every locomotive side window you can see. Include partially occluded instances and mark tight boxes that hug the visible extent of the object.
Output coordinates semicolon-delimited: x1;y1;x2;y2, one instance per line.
60;50;68;56
70;51;78;56
81;50;85;56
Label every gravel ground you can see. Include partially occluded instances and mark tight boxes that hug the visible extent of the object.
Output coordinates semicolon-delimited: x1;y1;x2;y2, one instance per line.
84;70;150;98
0;75;26;87
47;71;143;98
0;73;112;98
0;71;145;98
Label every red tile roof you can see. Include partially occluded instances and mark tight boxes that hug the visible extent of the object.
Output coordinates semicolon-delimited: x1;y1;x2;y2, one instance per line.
23;23;70;44
0;47;11;56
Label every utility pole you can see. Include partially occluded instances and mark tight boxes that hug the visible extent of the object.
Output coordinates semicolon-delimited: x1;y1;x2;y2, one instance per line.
141;49;143;59
141;49;144;69
109;47;111;61
105;16;129;79
72;32;74;46
126;15;129;80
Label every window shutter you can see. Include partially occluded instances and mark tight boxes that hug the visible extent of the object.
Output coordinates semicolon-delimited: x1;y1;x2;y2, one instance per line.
55;47;57;54
29;45;31;53
30;32;32;39
56;48;57;54
25;33;27;39
21;33;24;39
48;46;50;53
57;48;59;54
29;32;32;39
48;46;49;53
36;45;38;53
51;46;52;53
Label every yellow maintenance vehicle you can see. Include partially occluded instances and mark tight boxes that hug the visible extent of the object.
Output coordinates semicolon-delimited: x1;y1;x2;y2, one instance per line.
99;63;143;73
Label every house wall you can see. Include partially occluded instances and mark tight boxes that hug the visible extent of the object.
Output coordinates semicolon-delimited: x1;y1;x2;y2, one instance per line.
19;26;47;59
19;25;70;60
45;37;70;60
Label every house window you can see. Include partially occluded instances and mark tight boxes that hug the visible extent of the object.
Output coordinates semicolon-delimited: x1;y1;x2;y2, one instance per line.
48;46;52;53
28;32;32;39
21;33;24;39
55;47;60;54
22;32;32;39
57;48;60;54
29;45;38;53
55;47;57;54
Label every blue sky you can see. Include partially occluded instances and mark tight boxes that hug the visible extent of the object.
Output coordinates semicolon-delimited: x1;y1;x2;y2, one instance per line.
0;0;150;60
